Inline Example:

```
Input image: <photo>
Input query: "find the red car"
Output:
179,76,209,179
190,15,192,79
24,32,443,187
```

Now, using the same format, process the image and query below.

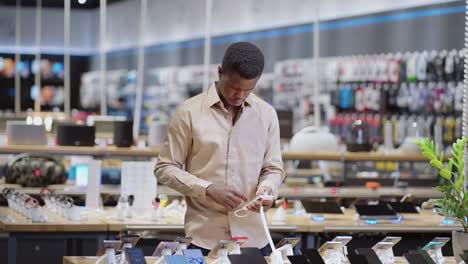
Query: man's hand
206,184,247,211
246,186,274,213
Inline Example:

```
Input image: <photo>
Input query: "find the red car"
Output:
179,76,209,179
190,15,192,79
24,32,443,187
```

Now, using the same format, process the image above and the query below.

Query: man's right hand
206,184,247,211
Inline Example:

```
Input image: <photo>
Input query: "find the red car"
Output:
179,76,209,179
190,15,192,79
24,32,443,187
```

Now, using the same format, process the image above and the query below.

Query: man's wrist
205,183,214,197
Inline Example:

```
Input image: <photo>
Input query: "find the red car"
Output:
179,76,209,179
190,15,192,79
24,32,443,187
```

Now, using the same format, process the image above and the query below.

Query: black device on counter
124,248,147,264
355,248,383,264
404,250,436,264
301,248,325,264
56,123,95,146
302,201,343,214
387,202,419,213
354,204,397,219
288,255,310,264
347,252,370,264
227,248,267,264
113,120,133,147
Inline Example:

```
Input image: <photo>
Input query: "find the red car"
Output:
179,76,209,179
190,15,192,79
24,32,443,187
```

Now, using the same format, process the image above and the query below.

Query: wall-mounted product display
0,55,68,111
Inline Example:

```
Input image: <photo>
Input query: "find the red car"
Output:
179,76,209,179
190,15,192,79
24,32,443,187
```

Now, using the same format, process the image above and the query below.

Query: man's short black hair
221,42,264,79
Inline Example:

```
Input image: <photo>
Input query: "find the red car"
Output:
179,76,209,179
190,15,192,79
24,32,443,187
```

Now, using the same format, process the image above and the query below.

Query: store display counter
0,184,443,199
0,144,434,161
0,145,160,158
1,206,463,264
63,255,458,264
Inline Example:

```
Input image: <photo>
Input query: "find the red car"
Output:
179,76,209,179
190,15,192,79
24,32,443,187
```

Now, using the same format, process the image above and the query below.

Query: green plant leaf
455,174,465,192
430,159,444,170
439,169,452,180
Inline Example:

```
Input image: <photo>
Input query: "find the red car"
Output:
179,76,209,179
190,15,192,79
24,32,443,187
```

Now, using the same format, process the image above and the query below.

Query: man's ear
218,66,223,79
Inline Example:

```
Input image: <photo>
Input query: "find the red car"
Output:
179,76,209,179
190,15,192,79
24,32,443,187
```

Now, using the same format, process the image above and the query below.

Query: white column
99,0,107,115
34,0,42,112
14,0,21,113
133,0,147,141
313,3,320,128
64,0,71,118
463,0,468,190
202,0,213,92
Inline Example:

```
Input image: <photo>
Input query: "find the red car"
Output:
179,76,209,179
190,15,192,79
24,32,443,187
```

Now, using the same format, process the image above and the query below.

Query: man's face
218,66,259,107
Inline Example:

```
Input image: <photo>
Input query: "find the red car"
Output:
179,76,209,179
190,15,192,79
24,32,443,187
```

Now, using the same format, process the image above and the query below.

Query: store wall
91,0,464,72
0,6,95,54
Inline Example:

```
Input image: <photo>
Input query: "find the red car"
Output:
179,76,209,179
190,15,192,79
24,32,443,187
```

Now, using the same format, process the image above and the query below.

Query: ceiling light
78,0,87,4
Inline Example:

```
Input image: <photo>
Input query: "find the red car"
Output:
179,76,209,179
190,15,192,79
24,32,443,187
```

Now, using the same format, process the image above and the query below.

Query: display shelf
0,184,443,199
0,145,435,161
1,207,462,234
0,145,160,157
62,256,458,264
0,207,107,232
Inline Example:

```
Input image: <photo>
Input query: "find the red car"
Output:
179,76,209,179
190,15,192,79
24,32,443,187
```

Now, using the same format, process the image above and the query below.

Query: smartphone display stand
320,242,344,264
276,243,294,263
174,242,188,255
96,248,117,264
426,247,445,263
373,242,396,264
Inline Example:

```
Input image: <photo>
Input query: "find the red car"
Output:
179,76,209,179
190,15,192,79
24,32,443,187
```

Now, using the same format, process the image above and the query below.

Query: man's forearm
154,164,212,199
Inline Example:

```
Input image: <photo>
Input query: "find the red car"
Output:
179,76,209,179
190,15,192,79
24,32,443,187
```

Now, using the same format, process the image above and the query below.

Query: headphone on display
3,153,67,187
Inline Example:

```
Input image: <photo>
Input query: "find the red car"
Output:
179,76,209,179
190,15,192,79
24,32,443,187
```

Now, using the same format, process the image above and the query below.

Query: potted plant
417,137,468,262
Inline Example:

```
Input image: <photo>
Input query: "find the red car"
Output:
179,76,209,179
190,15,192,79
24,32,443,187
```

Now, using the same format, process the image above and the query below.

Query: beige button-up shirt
154,83,284,249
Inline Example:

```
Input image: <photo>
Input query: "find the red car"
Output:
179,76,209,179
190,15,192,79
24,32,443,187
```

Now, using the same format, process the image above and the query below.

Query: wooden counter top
0,184,443,199
0,207,108,232
0,206,463,234
63,256,457,264
309,209,463,233
0,145,160,157
0,145,433,161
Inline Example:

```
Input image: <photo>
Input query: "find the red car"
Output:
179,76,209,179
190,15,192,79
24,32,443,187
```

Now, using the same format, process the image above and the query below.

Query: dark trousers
188,243,272,256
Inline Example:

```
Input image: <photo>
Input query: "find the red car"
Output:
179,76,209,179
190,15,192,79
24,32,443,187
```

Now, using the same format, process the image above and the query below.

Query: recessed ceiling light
78,0,87,4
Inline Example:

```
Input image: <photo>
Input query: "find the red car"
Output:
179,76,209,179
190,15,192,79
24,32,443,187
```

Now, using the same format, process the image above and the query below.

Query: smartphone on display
276,237,301,249
152,241,179,256
96,240,123,256
318,241,343,257
372,242,394,251
332,236,352,246
208,240,237,258
380,236,402,245
421,237,450,251
175,236,193,246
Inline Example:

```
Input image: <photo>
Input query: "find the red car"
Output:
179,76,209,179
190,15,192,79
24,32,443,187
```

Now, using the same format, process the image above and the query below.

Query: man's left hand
246,186,274,213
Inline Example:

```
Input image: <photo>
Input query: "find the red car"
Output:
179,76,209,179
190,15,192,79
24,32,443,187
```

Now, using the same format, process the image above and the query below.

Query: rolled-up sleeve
257,108,285,197
154,107,212,199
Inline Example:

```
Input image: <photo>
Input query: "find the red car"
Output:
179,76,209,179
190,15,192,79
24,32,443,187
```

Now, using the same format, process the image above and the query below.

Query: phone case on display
454,51,464,81
388,59,400,83
340,85,354,110
355,86,365,112
455,117,462,139
444,50,455,81
416,52,428,81
408,83,420,113
406,54,418,82
443,117,455,145
434,53,446,81
454,82,463,112
396,83,409,112
399,58,407,82
432,84,445,114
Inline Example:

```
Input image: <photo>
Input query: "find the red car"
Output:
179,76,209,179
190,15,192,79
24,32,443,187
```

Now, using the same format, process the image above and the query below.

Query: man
154,42,284,256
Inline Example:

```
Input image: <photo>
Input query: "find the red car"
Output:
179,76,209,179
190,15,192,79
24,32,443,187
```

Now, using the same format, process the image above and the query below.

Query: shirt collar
206,82,253,108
